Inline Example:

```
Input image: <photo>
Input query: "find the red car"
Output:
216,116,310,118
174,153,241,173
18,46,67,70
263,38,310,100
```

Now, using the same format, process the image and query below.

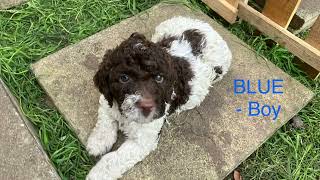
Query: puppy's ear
168,56,193,114
93,50,114,107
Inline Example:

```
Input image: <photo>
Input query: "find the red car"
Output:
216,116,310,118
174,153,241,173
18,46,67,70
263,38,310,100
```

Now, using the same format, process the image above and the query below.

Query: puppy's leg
87,95,118,157
86,118,164,180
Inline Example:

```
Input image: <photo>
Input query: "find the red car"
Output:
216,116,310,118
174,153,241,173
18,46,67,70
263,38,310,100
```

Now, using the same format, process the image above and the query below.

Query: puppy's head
94,32,176,123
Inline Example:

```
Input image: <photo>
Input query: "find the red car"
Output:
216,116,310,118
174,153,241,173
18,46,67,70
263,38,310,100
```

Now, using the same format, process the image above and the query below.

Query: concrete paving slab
0,0,26,9
31,3,314,179
290,0,320,33
0,80,60,180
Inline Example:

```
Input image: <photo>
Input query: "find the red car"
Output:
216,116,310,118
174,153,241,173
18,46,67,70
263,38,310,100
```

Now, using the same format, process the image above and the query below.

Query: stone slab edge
0,79,60,179
0,0,27,9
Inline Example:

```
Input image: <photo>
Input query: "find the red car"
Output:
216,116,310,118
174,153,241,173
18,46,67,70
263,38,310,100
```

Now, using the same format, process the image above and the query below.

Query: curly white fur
86,16,232,180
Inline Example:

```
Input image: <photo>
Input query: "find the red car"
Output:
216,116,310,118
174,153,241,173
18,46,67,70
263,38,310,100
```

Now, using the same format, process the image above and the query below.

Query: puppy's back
152,16,232,112
152,16,232,79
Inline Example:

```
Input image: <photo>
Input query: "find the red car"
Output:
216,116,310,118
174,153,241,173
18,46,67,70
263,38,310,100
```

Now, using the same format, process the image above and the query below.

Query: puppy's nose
136,98,155,117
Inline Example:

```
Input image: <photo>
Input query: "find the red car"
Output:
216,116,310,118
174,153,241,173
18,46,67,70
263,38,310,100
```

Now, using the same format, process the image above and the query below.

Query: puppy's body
86,17,232,180
152,17,231,112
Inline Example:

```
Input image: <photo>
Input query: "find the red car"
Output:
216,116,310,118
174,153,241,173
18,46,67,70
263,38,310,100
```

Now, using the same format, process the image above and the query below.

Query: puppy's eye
119,74,130,83
154,74,164,83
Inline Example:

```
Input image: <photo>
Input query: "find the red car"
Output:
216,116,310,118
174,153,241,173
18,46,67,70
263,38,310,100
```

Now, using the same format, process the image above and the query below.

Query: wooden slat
262,0,301,28
242,0,248,4
238,1,320,71
226,0,239,7
202,0,238,23
294,17,320,79
306,17,320,50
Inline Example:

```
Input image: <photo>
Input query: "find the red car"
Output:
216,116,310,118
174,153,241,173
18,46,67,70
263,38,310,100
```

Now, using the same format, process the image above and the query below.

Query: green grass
0,0,319,179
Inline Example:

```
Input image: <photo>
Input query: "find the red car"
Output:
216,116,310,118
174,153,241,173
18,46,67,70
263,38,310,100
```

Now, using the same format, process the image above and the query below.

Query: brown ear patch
169,56,194,114
93,50,114,107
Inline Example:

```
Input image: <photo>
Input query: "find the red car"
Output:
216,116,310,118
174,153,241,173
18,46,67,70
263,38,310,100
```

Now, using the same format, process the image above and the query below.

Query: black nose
136,98,155,117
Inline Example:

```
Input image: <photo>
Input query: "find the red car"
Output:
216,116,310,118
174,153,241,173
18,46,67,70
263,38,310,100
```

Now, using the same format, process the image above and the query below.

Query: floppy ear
93,50,114,107
168,56,194,114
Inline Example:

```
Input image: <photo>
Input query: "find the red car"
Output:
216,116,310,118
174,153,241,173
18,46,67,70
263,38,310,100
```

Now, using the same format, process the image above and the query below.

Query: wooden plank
242,0,248,4
238,1,320,72
262,0,302,28
202,0,238,23
238,0,248,23
306,17,320,50
294,17,320,79
226,0,239,7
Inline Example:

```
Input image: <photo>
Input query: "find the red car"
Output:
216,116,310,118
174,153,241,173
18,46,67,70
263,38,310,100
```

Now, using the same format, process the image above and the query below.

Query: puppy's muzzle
136,98,155,117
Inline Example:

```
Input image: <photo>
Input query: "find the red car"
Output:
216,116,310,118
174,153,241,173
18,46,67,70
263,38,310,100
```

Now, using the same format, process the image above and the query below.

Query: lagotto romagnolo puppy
86,16,232,180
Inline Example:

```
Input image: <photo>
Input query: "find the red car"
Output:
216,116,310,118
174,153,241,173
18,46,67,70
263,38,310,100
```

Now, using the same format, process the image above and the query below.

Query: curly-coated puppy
86,16,232,180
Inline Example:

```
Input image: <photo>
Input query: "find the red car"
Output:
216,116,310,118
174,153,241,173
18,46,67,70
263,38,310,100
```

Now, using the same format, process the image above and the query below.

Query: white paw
86,166,116,180
86,133,116,157
86,152,121,180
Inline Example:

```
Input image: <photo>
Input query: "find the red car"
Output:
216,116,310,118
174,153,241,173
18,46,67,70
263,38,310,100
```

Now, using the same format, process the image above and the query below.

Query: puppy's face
94,33,176,123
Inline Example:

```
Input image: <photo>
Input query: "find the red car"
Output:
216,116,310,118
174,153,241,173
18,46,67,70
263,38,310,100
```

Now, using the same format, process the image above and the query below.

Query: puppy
86,16,232,180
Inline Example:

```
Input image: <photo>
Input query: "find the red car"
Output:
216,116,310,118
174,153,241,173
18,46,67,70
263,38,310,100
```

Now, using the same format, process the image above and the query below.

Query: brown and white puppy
93,32,192,124
86,16,232,180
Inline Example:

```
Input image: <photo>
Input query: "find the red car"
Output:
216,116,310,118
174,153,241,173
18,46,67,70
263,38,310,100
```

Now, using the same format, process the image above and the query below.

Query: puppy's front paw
86,166,115,180
86,152,121,180
86,133,116,157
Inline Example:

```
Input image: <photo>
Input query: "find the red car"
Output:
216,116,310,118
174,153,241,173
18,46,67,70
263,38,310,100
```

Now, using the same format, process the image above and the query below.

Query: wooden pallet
202,0,320,79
